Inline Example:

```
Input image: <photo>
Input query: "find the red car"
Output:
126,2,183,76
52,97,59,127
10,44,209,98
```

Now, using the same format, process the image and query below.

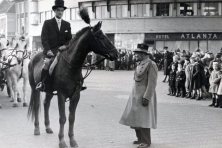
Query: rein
82,57,105,80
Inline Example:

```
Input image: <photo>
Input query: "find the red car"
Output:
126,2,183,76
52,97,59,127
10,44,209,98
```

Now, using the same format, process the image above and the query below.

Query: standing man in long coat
120,43,158,148
36,0,72,91
163,46,173,82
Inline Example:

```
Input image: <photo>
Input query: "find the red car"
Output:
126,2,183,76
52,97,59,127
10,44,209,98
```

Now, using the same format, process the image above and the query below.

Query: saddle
34,53,61,93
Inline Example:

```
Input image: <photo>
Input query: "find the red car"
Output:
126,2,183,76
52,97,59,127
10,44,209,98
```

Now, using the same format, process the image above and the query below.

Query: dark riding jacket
41,17,72,56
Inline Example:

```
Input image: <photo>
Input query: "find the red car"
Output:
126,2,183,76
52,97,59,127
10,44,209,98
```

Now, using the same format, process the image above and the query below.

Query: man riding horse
36,0,72,91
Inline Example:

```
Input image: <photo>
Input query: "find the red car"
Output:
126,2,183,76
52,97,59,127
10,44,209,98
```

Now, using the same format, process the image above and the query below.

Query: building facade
0,0,16,39
12,0,222,53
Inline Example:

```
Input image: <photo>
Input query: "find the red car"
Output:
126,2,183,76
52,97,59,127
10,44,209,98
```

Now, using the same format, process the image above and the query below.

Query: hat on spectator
134,43,149,55
195,49,200,52
215,53,221,58
163,46,168,50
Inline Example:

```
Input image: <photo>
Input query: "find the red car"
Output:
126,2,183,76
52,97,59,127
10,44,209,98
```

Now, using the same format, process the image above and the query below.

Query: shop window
156,3,169,16
101,6,109,19
202,3,219,16
111,5,117,18
96,6,102,19
179,3,194,16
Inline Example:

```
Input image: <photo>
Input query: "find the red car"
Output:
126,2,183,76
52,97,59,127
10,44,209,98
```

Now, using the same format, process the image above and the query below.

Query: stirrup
36,82,45,91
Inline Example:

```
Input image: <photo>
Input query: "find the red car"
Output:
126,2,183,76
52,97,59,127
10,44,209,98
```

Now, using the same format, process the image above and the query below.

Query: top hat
134,43,149,54
52,0,67,10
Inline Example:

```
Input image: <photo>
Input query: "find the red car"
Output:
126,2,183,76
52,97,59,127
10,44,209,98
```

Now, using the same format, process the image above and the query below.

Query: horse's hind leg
11,75,19,107
22,77,28,107
69,92,80,148
57,92,68,148
44,93,53,134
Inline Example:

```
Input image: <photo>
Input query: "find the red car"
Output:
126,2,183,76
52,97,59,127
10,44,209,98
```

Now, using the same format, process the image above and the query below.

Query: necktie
57,20,61,31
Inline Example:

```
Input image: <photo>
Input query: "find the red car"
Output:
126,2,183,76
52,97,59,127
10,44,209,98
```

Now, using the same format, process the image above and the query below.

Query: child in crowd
168,64,177,96
175,63,186,97
209,62,220,107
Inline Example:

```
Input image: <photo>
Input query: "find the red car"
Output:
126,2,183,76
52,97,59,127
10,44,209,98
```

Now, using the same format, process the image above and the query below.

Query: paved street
0,70,222,148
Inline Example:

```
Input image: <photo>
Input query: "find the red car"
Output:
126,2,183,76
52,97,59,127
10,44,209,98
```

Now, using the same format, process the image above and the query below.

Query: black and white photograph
0,0,222,148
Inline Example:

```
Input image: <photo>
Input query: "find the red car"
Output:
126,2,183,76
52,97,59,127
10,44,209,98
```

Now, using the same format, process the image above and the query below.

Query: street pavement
0,70,222,148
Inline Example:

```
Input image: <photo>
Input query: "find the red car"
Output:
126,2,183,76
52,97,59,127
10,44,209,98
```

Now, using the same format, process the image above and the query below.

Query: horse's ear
93,21,102,32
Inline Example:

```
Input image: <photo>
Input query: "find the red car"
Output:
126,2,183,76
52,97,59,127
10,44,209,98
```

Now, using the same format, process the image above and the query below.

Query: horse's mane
72,26,90,42
63,26,91,64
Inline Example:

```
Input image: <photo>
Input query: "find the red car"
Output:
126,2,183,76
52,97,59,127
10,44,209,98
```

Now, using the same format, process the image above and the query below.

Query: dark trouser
135,128,151,144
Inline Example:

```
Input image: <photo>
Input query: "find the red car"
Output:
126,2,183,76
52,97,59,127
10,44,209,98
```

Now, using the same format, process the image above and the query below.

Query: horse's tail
27,60,41,121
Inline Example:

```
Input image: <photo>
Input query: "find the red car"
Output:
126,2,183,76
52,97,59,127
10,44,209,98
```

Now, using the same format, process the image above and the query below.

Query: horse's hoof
34,128,40,136
59,140,68,148
46,128,53,134
23,103,28,107
70,139,78,148
10,99,14,102
17,98,22,102
12,103,18,107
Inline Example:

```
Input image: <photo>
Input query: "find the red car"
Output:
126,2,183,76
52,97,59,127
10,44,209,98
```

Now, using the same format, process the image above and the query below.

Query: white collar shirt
55,17,62,30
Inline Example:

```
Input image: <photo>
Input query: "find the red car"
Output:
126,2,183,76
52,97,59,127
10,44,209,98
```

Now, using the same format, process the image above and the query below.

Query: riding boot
36,69,48,91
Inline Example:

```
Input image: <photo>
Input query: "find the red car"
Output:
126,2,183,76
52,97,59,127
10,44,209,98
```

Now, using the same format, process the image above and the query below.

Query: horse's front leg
44,93,53,134
69,92,80,148
57,92,68,148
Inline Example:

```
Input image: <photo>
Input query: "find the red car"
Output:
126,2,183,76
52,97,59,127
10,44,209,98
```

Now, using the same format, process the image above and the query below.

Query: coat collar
138,58,150,65
52,17,64,33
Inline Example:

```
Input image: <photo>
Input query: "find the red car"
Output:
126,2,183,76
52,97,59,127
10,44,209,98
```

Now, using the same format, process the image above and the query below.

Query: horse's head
89,22,118,61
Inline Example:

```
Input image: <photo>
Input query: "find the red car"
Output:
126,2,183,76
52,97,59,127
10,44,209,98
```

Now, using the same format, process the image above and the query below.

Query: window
117,5,128,18
202,3,219,16
76,8,80,20
101,6,109,18
122,5,128,17
131,4,138,17
46,11,51,20
96,6,102,19
64,9,71,20
71,8,76,20
40,12,45,23
111,5,116,18
117,5,122,18
143,4,150,17
87,7,95,19
179,3,194,16
156,3,169,16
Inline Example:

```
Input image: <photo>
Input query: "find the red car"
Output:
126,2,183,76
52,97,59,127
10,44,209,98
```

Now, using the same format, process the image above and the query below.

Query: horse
27,21,118,148
0,40,29,107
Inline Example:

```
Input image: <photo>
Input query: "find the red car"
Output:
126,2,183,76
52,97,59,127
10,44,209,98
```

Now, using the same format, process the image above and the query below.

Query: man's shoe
36,82,45,91
137,143,150,148
133,141,141,144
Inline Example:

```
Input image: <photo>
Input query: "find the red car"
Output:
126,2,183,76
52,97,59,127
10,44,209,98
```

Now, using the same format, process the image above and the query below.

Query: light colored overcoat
119,58,158,129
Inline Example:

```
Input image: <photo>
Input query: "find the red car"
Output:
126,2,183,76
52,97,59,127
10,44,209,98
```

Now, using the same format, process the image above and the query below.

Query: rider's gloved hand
142,98,149,107
47,50,54,57
58,45,67,51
